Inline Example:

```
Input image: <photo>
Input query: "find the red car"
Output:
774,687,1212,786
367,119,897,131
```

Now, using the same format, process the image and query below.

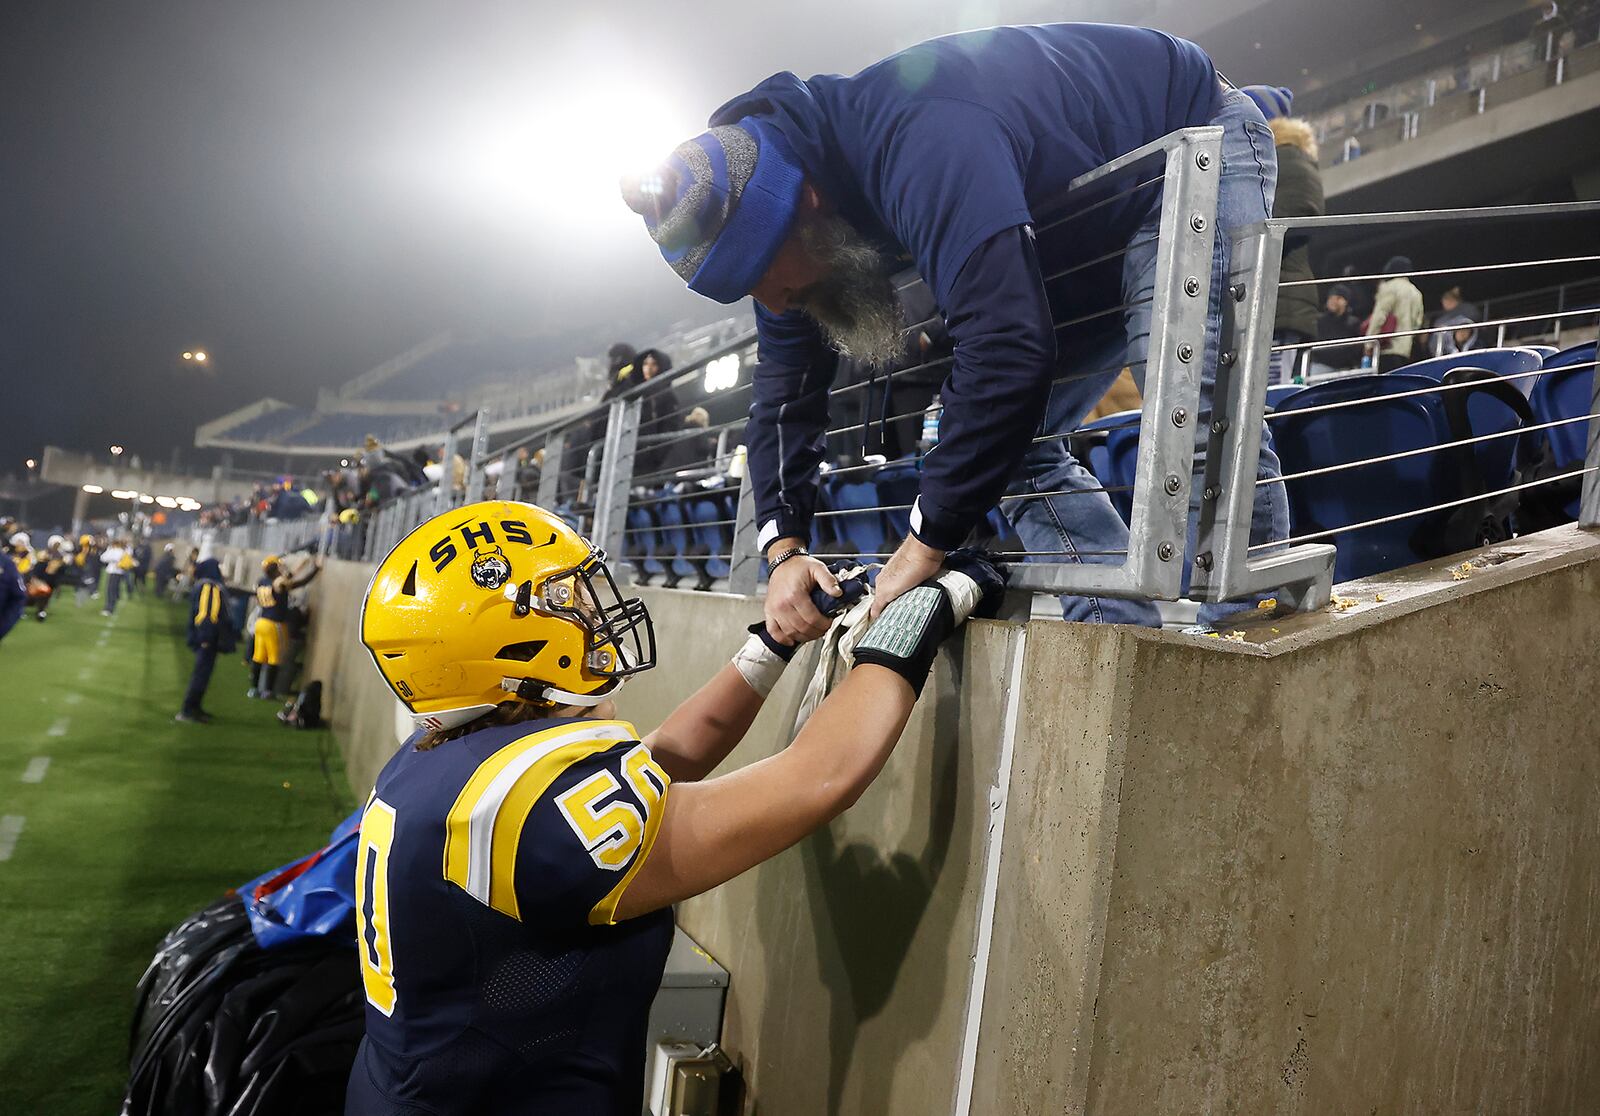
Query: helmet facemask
504,546,656,684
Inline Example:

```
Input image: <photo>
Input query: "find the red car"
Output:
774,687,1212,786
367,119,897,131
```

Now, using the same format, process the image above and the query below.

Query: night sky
0,0,1501,479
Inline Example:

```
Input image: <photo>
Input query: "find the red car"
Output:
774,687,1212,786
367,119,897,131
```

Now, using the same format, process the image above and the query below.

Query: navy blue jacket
716,23,1219,550
187,559,237,653
0,550,24,642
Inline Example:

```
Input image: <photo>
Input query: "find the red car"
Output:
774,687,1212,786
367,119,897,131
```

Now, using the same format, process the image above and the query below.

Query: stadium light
182,351,193,360
82,484,104,494
139,494,155,504
155,496,178,508
193,350,208,363
25,458,35,469
111,489,137,500
703,353,741,393
110,444,124,456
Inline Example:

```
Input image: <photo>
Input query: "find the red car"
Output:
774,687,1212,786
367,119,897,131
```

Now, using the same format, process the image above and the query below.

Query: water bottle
919,394,943,455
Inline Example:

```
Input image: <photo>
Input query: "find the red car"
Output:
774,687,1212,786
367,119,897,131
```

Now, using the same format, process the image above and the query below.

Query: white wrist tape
931,568,983,625
732,633,788,698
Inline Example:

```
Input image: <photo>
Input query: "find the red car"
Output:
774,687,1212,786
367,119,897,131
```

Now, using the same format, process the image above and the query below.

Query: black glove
851,549,1008,696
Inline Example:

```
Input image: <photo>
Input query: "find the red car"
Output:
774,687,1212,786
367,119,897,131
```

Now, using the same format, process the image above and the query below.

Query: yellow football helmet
361,500,656,733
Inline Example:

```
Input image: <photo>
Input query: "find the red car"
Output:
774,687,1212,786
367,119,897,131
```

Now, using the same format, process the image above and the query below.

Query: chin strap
500,676,619,707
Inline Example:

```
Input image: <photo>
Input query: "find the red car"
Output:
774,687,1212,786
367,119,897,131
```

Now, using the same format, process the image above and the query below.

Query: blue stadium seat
826,476,890,558
1272,374,1469,582
874,458,921,540
1529,346,1560,361
653,492,697,587
687,489,736,580
1265,384,1304,410
625,503,663,582
1400,347,1544,394
1528,341,1597,522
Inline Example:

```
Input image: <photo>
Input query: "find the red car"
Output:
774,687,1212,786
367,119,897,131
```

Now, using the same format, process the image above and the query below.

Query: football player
73,533,101,605
249,554,322,700
346,500,1001,1114
25,535,68,621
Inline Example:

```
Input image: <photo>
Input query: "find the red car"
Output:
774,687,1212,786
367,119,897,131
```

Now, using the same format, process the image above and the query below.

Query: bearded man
623,23,1289,637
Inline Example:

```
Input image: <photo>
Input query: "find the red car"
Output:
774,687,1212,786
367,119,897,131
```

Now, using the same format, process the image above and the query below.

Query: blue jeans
1006,87,1290,626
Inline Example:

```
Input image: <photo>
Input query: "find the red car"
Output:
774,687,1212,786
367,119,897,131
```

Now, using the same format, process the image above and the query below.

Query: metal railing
193,139,1600,620
1308,9,1600,168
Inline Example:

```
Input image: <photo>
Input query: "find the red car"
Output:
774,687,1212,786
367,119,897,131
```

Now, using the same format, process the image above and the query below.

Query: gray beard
795,215,905,368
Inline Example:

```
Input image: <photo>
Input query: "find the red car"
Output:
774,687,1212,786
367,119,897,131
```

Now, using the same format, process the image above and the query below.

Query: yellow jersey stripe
209,584,221,623
589,745,671,926
441,720,640,918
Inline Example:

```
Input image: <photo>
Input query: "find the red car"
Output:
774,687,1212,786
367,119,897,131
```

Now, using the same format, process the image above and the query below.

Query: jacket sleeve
744,304,840,550
1365,282,1397,339
910,223,1056,550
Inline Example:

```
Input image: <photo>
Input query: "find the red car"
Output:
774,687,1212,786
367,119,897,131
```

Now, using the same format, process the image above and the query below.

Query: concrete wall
218,524,1600,1115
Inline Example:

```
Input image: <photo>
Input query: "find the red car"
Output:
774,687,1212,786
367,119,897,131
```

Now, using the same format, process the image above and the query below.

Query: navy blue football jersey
345,716,675,1116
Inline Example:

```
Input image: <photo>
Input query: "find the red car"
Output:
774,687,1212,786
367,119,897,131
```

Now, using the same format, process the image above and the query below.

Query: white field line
46,719,69,738
0,816,24,861
21,757,50,784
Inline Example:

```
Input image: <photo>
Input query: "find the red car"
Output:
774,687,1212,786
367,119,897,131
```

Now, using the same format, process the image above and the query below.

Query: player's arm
615,555,1002,920
642,621,805,783
285,558,322,589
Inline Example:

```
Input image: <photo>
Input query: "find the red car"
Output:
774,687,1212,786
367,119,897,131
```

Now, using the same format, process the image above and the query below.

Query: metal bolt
1195,552,1214,571
1158,542,1175,562
1230,283,1247,302
1170,407,1188,427
1163,473,1182,496
1211,418,1229,434
1184,276,1201,297
1177,342,1195,362
1191,214,1207,233
1195,150,1212,170
1219,350,1237,368
1203,485,1220,501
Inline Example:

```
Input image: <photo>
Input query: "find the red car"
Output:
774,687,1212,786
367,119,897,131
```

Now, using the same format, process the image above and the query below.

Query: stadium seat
826,476,890,558
874,458,922,540
1525,341,1597,524
1400,347,1544,395
1271,373,1524,582
1529,345,1560,361
1265,384,1304,410
625,503,663,582
652,493,697,588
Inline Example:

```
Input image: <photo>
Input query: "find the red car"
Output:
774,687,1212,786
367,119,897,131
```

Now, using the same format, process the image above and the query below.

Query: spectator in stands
624,23,1289,631
1243,87,1325,385
0,536,24,644
1427,285,1483,357
605,342,638,394
512,446,542,498
1365,257,1425,372
176,557,235,724
269,478,312,520
633,348,714,477
1311,284,1365,375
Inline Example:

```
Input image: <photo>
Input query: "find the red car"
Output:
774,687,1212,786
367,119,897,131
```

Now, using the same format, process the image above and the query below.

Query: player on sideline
25,535,69,622
345,501,1001,1115
176,557,235,724
248,554,321,701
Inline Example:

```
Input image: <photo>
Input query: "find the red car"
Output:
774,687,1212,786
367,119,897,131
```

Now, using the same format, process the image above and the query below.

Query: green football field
0,587,355,1115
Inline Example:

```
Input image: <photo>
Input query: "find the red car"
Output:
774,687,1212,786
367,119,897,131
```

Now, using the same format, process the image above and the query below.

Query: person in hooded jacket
177,557,238,724
0,544,24,644
622,23,1290,633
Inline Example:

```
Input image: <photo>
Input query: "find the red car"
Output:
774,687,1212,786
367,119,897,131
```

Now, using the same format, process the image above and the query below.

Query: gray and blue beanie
621,117,805,304
1241,84,1294,120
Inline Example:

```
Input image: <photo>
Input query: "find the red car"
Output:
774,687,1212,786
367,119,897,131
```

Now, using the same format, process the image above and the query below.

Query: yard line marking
46,719,69,738
77,668,93,682
21,758,50,784
64,693,82,706
0,816,24,861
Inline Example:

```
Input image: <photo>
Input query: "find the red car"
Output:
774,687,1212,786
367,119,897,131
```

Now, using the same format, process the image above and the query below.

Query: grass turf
0,586,355,1114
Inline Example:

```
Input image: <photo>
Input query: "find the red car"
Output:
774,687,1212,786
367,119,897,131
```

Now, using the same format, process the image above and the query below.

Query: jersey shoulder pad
440,719,670,928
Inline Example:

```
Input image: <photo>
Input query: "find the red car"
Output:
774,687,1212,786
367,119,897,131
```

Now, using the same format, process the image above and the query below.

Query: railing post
592,397,641,569
436,425,459,517
536,431,564,509
463,408,491,504
1189,224,1335,612
1118,125,1221,601
728,464,760,596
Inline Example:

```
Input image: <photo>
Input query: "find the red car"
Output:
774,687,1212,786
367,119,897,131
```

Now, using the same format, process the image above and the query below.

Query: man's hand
764,541,841,644
869,535,946,619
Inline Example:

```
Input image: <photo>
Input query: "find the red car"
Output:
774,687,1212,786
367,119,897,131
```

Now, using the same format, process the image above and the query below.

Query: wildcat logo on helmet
469,546,513,590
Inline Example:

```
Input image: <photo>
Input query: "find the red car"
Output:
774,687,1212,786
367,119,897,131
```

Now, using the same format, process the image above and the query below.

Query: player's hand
764,551,840,645
869,535,946,619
